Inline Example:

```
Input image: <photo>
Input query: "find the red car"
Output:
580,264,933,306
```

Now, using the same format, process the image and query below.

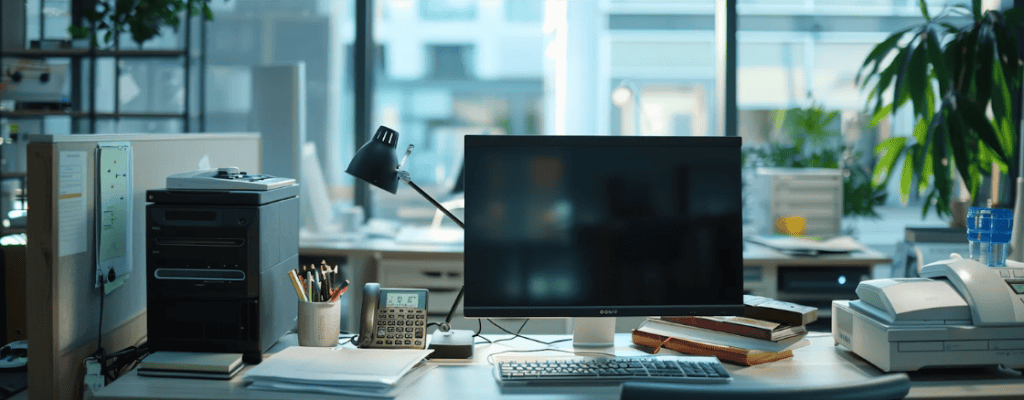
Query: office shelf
2,49,187,58
0,4,205,134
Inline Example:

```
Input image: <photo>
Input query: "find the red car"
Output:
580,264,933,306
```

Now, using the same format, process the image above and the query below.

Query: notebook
137,352,244,380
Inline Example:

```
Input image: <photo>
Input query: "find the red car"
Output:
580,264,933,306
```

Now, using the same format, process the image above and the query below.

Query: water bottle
966,207,1013,267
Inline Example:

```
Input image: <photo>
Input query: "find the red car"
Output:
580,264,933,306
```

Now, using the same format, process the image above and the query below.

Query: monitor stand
572,318,615,348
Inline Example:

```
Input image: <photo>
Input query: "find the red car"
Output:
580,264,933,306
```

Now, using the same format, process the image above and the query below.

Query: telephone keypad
373,307,428,349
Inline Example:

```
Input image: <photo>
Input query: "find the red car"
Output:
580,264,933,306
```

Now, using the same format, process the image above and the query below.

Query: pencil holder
297,300,341,347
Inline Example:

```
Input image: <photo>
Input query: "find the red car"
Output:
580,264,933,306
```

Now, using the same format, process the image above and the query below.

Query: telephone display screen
386,292,421,308
1008,281,1024,295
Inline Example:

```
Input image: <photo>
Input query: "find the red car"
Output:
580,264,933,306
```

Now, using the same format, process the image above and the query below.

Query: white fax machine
832,256,1024,372
166,167,295,191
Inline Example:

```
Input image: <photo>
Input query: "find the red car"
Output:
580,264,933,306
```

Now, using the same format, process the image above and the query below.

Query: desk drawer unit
752,168,842,237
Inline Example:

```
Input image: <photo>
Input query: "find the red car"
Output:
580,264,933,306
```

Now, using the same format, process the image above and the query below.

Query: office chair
620,372,911,400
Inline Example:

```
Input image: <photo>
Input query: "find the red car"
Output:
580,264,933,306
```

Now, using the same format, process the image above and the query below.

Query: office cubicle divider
26,133,261,400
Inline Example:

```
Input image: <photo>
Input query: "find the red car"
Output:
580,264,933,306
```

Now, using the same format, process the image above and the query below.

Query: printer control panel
166,168,296,191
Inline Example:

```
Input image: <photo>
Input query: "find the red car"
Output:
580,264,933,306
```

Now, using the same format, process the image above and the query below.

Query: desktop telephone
358,283,429,349
833,256,1024,372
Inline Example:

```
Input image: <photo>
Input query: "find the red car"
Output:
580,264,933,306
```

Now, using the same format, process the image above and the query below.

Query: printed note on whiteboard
96,143,133,292
58,151,88,257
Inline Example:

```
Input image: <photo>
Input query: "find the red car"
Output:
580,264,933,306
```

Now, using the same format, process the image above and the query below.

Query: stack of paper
244,347,433,398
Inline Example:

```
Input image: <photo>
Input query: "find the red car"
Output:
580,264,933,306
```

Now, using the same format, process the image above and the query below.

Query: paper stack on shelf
244,347,433,398
632,297,818,366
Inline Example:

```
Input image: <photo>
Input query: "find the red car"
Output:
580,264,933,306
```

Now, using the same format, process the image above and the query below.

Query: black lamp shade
346,126,401,194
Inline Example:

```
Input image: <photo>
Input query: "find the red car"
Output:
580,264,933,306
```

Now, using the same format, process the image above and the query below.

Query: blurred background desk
300,236,463,333
742,241,891,324
301,236,891,333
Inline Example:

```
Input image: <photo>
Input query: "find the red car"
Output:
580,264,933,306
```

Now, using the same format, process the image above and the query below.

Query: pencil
287,270,306,301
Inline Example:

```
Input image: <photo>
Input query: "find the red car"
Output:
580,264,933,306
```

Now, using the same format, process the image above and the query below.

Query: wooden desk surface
92,333,1022,400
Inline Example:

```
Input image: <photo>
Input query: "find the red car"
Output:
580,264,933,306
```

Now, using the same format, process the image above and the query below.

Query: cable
472,319,491,344
486,319,571,346
490,319,530,344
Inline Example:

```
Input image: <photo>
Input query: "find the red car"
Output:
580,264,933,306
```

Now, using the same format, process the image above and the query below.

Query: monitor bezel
462,135,745,319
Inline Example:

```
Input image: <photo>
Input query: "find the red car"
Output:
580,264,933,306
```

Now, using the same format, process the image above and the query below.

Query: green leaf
919,144,934,196
869,104,893,127
1005,7,1024,27
925,26,950,96
68,25,90,39
912,118,929,143
930,110,952,211
873,137,908,187
992,16,1021,89
893,39,919,111
919,100,947,168
907,39,929,118
972,24,995,109
203,3,215,21
900,146,915,204
919,0,931,21
947,110,979,201
959,99,1007,163
858,28,912,84
973,0,982,21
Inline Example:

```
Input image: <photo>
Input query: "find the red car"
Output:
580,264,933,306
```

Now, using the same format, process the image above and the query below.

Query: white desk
92,333,1023,400
300,237,892,330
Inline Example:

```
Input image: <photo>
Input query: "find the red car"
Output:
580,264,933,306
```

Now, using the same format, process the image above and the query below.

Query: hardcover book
631,329,794,366
662,316,807,342
742,295,818,327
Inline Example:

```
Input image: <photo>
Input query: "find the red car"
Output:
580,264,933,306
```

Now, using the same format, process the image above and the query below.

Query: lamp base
1011,178,1024,262
427,330,474,359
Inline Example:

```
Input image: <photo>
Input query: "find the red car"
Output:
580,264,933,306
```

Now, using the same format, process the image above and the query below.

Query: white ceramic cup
297,300,341,347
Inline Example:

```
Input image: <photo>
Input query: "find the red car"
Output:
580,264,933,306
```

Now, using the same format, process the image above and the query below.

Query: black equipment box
146,184,299,364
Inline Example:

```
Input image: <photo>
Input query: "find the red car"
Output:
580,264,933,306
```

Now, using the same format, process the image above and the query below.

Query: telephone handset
358,282,429,349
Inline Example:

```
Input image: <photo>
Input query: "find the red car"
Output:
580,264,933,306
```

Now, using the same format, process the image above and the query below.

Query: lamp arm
397,170,465,229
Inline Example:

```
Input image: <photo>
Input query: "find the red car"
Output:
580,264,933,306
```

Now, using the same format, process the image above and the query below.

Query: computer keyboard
494,355,732,384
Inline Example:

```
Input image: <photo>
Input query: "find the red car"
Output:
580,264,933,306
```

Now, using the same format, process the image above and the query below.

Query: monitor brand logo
599,310,617,315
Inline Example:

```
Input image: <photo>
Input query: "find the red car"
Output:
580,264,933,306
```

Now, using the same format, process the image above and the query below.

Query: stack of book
632,295,818,366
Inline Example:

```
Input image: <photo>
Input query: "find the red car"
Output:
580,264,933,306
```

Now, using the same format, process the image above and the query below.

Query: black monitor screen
463,135,744,318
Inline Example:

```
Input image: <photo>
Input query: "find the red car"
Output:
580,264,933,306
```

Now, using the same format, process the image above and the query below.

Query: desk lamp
346,125,473,359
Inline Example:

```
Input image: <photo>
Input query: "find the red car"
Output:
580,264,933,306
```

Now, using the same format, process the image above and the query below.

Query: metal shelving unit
0,1,206,134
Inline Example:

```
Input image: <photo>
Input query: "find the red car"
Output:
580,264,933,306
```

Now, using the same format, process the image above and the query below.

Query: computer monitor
463,135,744,347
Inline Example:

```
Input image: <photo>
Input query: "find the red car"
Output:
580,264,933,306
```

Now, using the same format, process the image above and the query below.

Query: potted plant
68,0,217,48
742,103,887,219
861,0,1022,219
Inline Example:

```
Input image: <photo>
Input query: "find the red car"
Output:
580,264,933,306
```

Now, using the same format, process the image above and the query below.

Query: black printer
146,168,298,364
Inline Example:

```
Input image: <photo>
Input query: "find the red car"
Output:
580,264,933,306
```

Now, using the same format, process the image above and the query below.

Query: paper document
747,235,864,255
245,347,433,398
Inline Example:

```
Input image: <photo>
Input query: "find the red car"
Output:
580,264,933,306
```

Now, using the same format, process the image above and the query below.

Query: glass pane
369,0,719,225
736,0,965,232
117,59,185,114
204,0,355,214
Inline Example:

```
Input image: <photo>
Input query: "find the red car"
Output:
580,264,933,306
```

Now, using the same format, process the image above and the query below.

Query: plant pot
949,200,970,229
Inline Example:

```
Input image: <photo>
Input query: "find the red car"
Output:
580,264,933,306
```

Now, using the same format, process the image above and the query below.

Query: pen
306,271,313,302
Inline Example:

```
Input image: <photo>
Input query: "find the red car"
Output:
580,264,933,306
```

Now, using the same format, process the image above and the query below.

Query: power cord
482,319,572,346
489,319,530,344
472,319,491,345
